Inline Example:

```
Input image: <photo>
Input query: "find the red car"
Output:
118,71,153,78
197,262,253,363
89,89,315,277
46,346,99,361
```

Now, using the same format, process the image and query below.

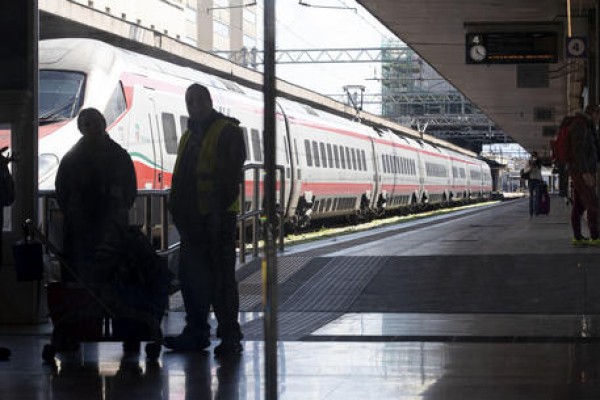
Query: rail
38,189,172,252
238,163,286,263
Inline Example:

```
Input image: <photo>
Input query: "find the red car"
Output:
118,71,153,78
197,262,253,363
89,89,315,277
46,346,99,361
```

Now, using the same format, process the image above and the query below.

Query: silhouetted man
165,84,246,356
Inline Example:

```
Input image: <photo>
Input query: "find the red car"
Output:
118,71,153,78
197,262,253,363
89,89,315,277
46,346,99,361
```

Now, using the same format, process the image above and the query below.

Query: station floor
3,196,600,399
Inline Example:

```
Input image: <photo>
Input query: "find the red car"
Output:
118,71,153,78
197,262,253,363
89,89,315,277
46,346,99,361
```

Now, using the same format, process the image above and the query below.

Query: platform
2,197,600,399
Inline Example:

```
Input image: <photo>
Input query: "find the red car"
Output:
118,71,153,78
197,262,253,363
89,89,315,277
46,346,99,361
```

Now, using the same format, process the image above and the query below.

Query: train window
326,198,332,211
345,148,351,169
251,129,263,162
319,142,327,168
242,127,251,159
39,70,85,122
340,146,346,169
294,139,299,164
161,113,178,154
326,144,333,168
357,150,363,171
180,116,189,134
312,141,320,167
104,82,127,127
333,145,340,169
304,140,312,167
283,135,290,164
351,148,357,170
361,150,367,171
381,155,386,173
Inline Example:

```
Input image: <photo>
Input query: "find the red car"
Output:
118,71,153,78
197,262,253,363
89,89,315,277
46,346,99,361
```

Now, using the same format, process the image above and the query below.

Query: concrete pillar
0,0,41,324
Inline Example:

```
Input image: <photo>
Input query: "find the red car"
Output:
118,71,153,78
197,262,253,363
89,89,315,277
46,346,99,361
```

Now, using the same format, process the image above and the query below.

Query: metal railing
39,164,286,265
238,163,286,263
38,189,172,252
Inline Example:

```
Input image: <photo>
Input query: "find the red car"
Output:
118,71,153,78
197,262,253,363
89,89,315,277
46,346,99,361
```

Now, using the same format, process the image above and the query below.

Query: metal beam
214,46,411,65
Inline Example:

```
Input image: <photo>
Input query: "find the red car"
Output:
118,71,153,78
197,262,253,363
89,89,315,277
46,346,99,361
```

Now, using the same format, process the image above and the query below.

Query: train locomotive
24,38,492,230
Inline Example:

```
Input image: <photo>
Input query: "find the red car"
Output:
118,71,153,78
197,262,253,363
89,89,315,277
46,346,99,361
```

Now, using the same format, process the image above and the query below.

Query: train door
130,86,162,189
369,136,380,209
148,96,165,189
416,148,426,203
276,103,296,216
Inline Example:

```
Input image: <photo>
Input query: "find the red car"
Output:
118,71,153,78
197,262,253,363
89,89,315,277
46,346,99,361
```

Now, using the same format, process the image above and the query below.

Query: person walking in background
523,151,543,218
568,104,600,245
165,83,246,356
0,147,14,361
55,108,137,285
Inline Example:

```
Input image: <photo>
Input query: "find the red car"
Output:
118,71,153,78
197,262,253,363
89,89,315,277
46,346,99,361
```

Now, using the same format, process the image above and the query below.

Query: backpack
551,115,583,164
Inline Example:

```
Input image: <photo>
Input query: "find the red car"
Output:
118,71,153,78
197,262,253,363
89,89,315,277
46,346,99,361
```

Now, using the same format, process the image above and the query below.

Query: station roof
357,0,597,156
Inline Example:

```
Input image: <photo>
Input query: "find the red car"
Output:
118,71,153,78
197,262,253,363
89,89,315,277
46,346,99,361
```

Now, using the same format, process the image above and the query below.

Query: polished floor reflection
2,316,600,399
3,199,600,398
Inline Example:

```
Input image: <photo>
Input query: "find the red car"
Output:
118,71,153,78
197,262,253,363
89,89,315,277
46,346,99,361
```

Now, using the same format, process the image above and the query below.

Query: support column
0,0,40,324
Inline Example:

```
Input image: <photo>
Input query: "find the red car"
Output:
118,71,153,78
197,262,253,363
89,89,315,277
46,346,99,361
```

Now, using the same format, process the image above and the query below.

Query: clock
566,37,586,58
469,44,487,62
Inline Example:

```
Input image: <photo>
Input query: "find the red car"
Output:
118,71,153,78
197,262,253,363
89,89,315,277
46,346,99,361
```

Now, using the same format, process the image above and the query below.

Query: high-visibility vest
174,118,240,214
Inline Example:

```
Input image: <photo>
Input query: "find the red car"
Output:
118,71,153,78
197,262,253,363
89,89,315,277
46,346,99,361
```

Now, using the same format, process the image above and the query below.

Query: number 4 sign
566,37,587,58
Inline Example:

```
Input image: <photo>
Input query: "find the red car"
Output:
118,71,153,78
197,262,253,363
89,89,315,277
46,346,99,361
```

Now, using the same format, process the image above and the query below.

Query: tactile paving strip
280,256,388,312
240,256,387,339
239,256,313,311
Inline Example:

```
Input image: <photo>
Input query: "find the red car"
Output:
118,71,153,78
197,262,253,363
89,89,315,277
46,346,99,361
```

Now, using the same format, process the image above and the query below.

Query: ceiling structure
357,0,596,156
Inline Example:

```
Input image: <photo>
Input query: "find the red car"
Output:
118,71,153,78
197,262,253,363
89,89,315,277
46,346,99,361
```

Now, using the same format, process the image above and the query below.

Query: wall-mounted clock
469,44,487,62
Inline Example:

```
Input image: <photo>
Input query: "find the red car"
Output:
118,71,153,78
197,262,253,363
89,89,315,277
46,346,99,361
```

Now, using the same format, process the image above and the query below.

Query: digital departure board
466,32,558,64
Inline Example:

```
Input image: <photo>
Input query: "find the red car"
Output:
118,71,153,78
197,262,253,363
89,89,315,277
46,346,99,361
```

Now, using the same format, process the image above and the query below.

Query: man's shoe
214,340,243,357
572,236,590,245
163,334,210,352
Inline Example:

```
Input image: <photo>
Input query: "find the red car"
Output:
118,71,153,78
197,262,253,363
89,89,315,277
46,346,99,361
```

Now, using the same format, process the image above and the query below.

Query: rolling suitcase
536,183,550,215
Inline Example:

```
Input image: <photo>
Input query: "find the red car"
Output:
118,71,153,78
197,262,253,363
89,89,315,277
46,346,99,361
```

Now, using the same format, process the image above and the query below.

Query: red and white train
22,38,491,229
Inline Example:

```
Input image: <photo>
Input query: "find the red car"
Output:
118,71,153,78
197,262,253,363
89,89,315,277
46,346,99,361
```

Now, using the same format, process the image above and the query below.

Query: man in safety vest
165,83,246,356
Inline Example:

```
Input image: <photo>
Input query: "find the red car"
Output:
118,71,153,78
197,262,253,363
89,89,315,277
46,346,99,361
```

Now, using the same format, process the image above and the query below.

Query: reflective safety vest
174,118,241,214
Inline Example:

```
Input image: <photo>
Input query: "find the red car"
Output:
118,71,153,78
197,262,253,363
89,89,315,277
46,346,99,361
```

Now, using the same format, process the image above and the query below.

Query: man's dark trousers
178,212,242,342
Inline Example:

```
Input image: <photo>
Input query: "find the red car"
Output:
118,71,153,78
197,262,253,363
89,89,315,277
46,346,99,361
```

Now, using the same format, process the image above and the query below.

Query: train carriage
33,37,492,231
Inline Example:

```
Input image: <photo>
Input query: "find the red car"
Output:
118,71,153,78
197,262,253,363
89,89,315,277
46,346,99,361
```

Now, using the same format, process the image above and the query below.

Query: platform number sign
467,34,487,64
566,37,587,58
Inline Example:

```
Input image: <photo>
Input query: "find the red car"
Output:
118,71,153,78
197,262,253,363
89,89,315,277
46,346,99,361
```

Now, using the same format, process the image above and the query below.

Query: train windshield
39,70,85,123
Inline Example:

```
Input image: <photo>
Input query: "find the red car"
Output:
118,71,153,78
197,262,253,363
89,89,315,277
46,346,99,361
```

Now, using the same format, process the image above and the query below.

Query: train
27,38,491,230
